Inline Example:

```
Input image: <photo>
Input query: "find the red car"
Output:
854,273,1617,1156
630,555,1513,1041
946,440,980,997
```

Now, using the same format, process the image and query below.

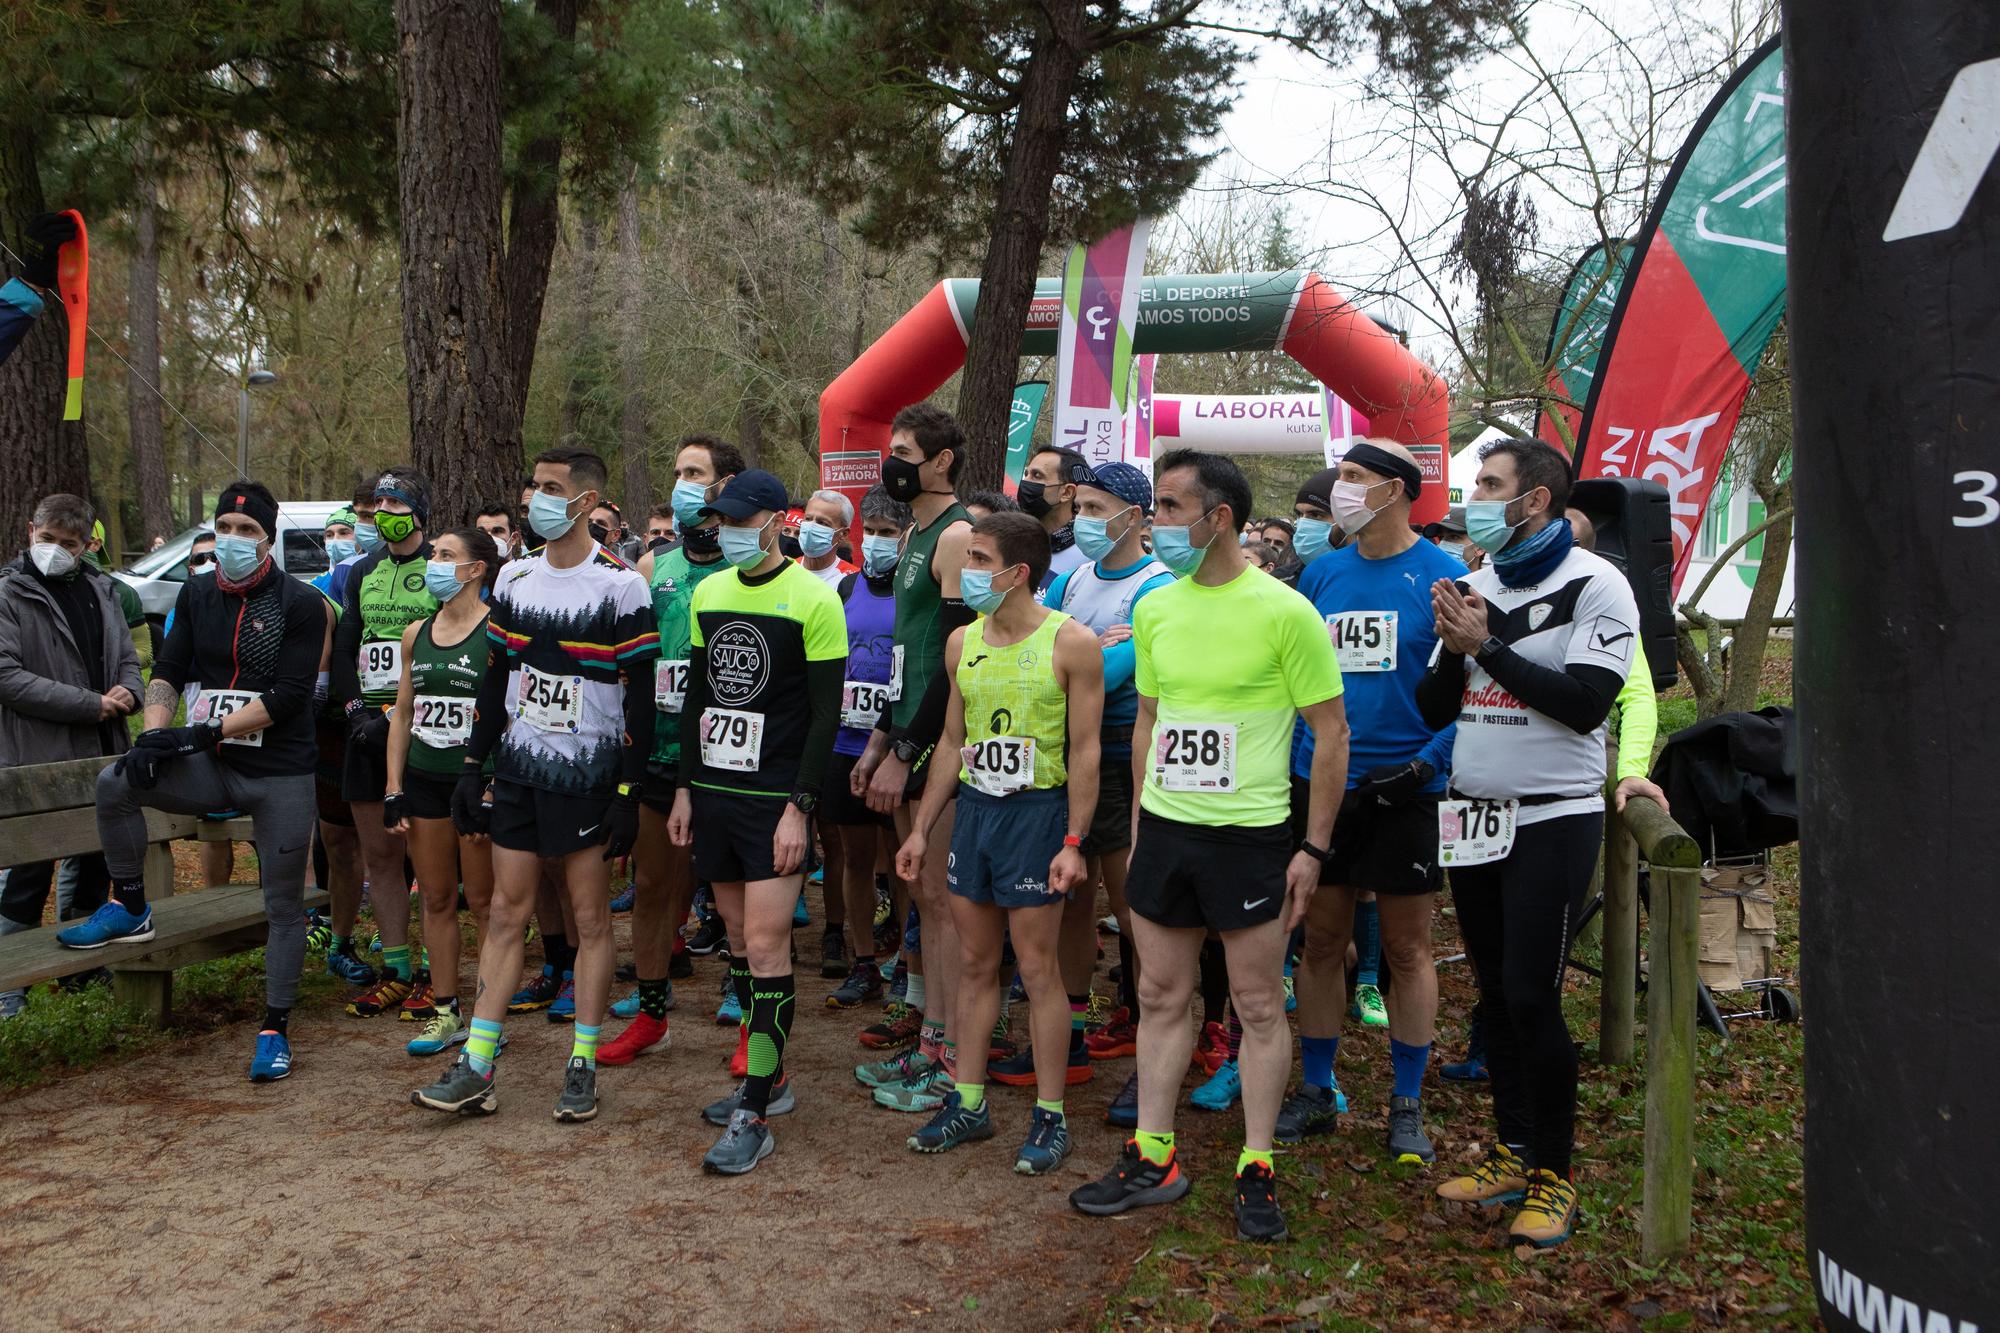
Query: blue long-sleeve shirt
0,278,43,369
1291,538,1465,789
1044,555,1175,758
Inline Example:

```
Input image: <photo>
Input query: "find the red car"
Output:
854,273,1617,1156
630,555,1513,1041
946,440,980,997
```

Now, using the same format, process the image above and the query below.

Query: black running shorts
820,751,891,829
1125,810,1292,933
690,785,790,884
1082,759,1135,857
1288,777,1442,896
490,778,612,858
403,768,457,822
640,763,678,817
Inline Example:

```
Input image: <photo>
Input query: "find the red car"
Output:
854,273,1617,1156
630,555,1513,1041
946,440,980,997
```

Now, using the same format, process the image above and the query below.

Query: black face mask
779,534,803,559
881,454,925,503
681,524,722,558
1016,479,1053,519
589,521,610,546
647,535,674,554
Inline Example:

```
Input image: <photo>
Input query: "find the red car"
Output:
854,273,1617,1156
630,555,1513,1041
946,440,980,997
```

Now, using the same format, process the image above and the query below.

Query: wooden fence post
1599,817,1639,1065
1641,862,1702,1262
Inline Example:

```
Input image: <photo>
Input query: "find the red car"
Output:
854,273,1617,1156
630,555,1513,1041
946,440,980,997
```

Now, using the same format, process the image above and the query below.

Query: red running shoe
1085,1006,1137,1060
597,1014,671,1066
1194,1020,1229,1075
729,1024,749,1078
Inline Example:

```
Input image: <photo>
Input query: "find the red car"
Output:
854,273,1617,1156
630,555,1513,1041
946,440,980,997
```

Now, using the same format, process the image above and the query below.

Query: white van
113,500,349,626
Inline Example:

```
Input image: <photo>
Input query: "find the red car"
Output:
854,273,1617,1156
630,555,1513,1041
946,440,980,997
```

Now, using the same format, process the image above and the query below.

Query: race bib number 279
1153,723,1235,792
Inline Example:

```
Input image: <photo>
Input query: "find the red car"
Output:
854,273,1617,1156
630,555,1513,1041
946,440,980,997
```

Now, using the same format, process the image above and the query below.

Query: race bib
1330,610,1397,673
1153,722,1236,793
1438,798,1518,866
653,659,689,713
514,664,584,734
700,707,764,772
191,688,263,747
841,679,890,731
888,645,905,702
359,639,403,693
961,736,1035,797
411,695,473,750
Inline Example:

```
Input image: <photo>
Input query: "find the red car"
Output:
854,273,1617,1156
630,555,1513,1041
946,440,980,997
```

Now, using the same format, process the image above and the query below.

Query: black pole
1788,5,1999,1330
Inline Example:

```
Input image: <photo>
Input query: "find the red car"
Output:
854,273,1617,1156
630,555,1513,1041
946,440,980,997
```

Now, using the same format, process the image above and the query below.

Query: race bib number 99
700,707,765,772
1329,610,1397,673
1438,798,1518,865
359,640,403,693
654,659,689,713
1154,723,1235,792
961,736,1035,797
192,688,262,747
411,695,473,750
515,664,584,734
841,679,890,731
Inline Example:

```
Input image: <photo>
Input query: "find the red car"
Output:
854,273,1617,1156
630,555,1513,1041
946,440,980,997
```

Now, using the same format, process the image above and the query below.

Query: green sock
572,1023,600,1068
466,1017,502,1075
956,1082,985,1111
1135,1130,1175,1166
1035,1098,1065,1123
1237,1147,1274,1175
329,934,349,958
383,944,412,982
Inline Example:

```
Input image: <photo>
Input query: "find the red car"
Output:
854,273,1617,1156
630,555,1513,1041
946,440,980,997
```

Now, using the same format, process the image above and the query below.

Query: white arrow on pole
1883,57,2000,242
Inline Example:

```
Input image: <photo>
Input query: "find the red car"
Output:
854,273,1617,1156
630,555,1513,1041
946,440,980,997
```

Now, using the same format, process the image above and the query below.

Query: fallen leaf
1628,1298,1663,1319
1346,1157,1375,1174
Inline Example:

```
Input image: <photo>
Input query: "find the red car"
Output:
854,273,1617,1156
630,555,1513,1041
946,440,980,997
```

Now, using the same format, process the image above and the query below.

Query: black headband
1342,442,1423,503
215,483,278,540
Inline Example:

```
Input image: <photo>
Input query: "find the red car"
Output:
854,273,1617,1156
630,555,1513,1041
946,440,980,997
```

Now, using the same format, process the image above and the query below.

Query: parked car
112,500,347,627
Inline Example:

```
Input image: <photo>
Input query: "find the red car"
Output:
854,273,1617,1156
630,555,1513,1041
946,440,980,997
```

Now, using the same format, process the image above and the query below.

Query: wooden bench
0,756,325,1021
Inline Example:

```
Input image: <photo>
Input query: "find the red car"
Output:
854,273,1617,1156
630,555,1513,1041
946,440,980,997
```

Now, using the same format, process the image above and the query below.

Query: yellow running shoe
1435,1143,1529,1205
1507,1169,1579,1247
345,975,414,1018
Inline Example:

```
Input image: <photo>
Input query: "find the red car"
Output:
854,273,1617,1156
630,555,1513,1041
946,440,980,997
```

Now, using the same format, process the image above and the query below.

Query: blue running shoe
1106,1072,1138,1128
1284,963,1297,1015
1191,1057,1242,1111
546,972,576,1023
907,1090,994,1152
1014,1106,1073,1175
250,1030,293,1082
610,884,636,914
55,902,154,949
793,893,810,927
717,989,743,1025
326,941,377,985
612,988,642,1019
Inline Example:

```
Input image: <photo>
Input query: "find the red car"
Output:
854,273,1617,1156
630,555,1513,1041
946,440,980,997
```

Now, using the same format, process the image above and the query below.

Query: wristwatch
1475,634,1506,662
1062,833,1084,849
891,737,922,765
789,790,818,815
1299,839,1333,865
615,781,637,800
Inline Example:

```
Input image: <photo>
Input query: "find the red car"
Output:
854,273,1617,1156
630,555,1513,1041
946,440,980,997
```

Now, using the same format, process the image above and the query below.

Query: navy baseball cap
700,469,791,521
1078,461,1154,513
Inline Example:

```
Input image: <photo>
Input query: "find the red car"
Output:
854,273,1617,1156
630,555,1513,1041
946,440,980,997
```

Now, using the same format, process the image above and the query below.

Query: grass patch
0,984,161,1090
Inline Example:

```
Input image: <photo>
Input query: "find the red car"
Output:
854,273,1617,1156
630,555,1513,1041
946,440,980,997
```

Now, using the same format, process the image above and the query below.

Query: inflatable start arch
818,270,1450,532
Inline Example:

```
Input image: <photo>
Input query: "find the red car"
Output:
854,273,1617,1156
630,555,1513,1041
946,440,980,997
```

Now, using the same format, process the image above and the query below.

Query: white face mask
29,541,77,577
1331,478,1394,536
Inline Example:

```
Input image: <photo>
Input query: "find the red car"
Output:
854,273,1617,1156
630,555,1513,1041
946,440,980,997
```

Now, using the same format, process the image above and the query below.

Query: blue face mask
1073,508,1135,563
355,521,381,553
527,490,582,542
214,534,263,581
1440,540,1466,564
798,522,836,558
1292,516,1335,563
325,537,357,564
1151,510,1217,577
1464,497,1524,554
719,518,773,570
861,534,901,576
671,479,712,527
958,566,1019,615
424,558,471,602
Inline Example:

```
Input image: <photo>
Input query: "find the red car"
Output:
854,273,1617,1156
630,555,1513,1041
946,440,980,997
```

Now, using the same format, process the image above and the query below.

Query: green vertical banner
1577,35,1786,593
1535,239,1629,452
1004,380,1049,486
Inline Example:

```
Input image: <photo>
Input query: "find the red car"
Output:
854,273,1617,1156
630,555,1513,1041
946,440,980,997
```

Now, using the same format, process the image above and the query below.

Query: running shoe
326,941,377,986
547,973,576,1023
702,1074,795,1125
0,990,23,1020
1007,972,1028,1005
597,1013,671,1066
826,961,883,1009
1441,1019,1489,1082
1083,992,1115,1028
907,1090,994,1153
609,883,636,913
249,1030,292,1082
792,893,810,927
54,902,154,949
820,928,848,979
688,913,729,955
406,1007,467,1057
884,956,906,999
986,1032,1020,1066
874,917,897,960
1507,1169,1579,1247
508,965,560,1013
1106,1072,1138,1129
1386,1094,1436,1164
1273,1083,1343,1143
873,1056,951,1113
1284,968,1296,1014
1014,1107,1072,1175
873,877,892,927
1234,1161,1289,1242
345,974,413,1018
1191,1057,1241,1111
412,1055,496,1115
554,1056,598,1122
1098,914,1121,934
304,919,334,955
611,988,640,1019
1435,1143,1530,1205
1084,1007,1136,1060
716,989,743,1025
1194,1019,1230,1075
702,1108,773,1175
729,1025,748,1078
987,1042,1094,1087
398,970,436,1021
859,1000,919,1049
1069,1141,1191,1217
1351,982,1389,1028
856,1046,928,1089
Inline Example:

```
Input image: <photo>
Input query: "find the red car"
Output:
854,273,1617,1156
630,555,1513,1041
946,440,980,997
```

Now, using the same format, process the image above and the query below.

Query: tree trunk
396,0,518,527
126,160,173,545
738,400,765,470
502,0,579,433
953,2,1086,492
0,120,89,542
1722,480,1794,715
557,210,599,448
615,175,650,515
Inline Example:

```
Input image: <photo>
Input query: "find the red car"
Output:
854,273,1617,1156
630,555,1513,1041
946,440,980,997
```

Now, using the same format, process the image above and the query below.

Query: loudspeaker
1569,476,1676,690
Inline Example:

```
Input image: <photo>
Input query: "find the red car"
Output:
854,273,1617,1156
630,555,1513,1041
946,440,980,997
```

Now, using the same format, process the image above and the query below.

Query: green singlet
406,611,491,776
889,499,971,732
955,610,1071,792
354,547,439,708
648,545,730,768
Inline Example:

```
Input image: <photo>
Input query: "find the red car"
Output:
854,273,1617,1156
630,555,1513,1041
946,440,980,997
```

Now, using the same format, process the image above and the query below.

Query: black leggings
1448,811,1602,1178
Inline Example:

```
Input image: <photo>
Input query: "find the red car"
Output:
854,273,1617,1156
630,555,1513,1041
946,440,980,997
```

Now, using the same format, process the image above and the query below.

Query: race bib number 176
1438,798,1518,865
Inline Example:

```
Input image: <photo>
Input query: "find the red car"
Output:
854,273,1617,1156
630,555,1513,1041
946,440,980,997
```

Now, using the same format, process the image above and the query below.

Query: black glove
601,790,641,861
134,723,223,757
383,791,410,830
449,767,490,837
115,746,164,791
1351,759,1435,807
19,212,77,290
346,705,391,754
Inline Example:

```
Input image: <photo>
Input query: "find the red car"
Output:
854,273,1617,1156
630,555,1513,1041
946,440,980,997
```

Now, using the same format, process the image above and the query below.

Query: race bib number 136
1154,723,1235,792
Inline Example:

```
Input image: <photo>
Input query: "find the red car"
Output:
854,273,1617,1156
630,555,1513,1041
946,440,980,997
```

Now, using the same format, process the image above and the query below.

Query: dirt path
0,909,1200,1332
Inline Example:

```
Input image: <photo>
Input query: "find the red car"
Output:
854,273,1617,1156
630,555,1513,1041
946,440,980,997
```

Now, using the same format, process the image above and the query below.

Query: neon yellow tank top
955,610,1070,793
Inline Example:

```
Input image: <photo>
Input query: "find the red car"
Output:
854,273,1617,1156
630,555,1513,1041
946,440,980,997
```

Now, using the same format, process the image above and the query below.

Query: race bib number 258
1153,723,1235,792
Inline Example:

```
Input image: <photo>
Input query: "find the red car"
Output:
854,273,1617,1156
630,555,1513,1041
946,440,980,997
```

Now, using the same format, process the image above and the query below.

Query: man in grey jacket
0,494,142,1014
